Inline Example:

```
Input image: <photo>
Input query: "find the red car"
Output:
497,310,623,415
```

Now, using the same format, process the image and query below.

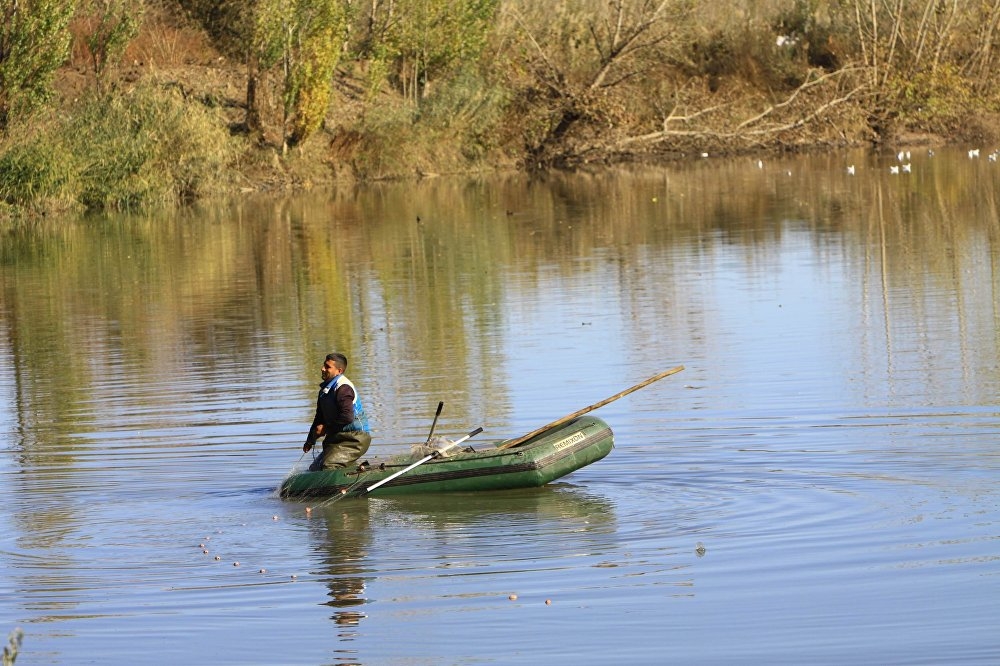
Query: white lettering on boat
553,431,587,451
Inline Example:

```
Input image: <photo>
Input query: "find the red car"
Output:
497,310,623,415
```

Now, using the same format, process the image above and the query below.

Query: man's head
321,352,348,382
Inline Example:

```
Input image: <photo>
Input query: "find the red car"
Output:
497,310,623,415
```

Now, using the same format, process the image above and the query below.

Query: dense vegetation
2,0,1000,217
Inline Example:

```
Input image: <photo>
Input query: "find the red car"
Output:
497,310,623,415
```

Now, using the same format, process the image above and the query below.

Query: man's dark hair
326,352,348,371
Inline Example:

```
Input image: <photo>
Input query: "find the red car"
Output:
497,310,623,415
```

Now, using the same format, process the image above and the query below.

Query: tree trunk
245,52,264,142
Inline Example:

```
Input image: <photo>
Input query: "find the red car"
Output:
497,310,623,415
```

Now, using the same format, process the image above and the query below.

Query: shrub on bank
334,65,509,180
0,122,79,215
0,82,235,217
68,83,235,209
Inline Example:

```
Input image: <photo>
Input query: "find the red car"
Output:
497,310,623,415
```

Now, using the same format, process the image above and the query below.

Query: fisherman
304,352,372,471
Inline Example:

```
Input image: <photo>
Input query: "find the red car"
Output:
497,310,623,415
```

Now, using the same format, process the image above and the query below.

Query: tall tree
255,0,349,150
364,0,498,104
80,0,142,90
0,0,75,132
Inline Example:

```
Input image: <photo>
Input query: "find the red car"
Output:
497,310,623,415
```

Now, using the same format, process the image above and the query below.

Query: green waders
311,430,372,471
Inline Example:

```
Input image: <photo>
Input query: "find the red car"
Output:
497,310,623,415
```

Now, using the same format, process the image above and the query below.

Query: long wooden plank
497,365,685,450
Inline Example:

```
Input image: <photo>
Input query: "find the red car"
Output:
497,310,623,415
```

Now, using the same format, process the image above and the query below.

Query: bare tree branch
588,0,673,91
509,8,567,98
616,67,867,148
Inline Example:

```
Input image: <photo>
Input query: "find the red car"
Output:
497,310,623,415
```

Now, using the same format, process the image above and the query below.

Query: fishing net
409,435,456,459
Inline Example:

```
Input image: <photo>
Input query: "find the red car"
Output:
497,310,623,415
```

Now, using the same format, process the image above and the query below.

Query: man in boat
304,352,372,471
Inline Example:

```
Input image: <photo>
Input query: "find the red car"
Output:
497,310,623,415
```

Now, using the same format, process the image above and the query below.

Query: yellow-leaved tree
254,0,348,151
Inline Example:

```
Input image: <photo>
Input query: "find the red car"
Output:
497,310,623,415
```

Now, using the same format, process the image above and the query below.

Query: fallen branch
616,66,868,148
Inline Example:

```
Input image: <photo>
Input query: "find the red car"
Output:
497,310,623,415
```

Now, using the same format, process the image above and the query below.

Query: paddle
362,426,484,495
497,365,685,450
425,401,444,445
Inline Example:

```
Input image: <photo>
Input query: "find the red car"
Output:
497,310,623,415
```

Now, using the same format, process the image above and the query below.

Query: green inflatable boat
279,415,614,499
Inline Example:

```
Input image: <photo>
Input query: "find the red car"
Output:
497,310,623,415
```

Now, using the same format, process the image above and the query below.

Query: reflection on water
3,149,1000,437
3,148,999,442
1,147,1000,664
372,485,616,528
301,486,625,663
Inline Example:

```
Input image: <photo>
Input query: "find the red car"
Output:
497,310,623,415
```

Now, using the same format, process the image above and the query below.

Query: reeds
0,81,234,217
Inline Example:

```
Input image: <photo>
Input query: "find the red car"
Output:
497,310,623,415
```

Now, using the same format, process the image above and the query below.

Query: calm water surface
2,148,1000,664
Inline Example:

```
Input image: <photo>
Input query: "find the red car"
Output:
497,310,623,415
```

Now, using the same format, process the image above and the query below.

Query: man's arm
303,404,325,452
303,385,355,452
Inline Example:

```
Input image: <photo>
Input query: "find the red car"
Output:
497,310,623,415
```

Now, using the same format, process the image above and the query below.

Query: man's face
321,359,341,382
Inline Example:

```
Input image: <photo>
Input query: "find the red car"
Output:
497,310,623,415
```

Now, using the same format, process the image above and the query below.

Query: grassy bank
0,83,234,216
2,0,1000,220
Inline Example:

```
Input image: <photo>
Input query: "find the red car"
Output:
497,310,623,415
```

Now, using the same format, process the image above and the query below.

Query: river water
2,147,999,664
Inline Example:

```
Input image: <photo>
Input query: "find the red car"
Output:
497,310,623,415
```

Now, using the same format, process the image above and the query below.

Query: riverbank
3,0,1000,219
63,61,1000,192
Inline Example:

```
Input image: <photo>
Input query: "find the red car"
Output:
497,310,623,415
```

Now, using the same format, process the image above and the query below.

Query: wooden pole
497,365,685,450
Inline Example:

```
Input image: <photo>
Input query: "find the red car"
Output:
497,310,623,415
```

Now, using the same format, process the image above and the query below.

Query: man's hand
304,424,325,452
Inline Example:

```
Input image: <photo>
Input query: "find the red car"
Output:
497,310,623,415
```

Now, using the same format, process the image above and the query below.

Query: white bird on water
969,148,981,158
890,165,900,174
846,165,855,175
902,163,911,173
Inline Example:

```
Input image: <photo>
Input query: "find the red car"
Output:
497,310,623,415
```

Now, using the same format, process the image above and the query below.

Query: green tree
364,0,498,104
81,0,142,89
255,0,349,150
0,0,75,133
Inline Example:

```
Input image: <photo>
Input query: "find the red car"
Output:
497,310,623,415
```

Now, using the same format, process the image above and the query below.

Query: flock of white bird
845,148,1000,176
702,148,1000,177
